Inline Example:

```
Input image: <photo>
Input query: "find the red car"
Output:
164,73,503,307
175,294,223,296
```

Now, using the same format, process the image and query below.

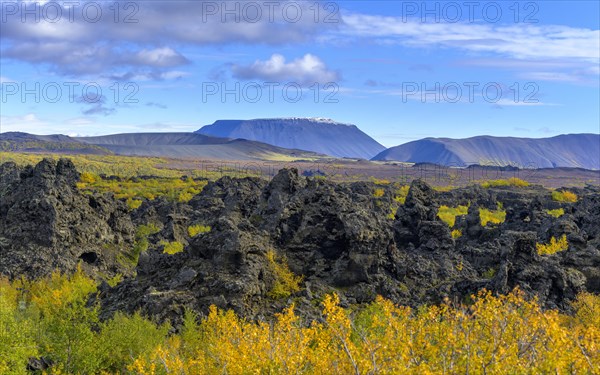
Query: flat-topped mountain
196,118,386,159
372,134,600,170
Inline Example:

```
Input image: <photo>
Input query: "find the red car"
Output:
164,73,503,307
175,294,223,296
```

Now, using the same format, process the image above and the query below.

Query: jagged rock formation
0,159,135,280
96,168,600,324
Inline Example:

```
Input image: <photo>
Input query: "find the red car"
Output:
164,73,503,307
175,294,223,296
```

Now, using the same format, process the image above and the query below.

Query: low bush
161,241,184,255
188,224,211,237
266,250,303,299
481,177,530,188
552,190,578,203
545,208,565,218
537,235,568,255
479,204,506,226
438,205,469,227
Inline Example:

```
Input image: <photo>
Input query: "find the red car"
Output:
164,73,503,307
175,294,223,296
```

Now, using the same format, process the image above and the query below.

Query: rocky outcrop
98,168,600,324
0,159,135,280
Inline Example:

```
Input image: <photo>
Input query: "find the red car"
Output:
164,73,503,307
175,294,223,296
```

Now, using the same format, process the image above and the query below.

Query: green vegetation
481,177,530,188
77,173,207,202
161,241,185,255
552,190,578,203
266,250,303,299
437,205,469,227
126,197,143,210
479,204,506,226
482,267,497,279
188,224,211,237
546,208,565,218
124,223,161,267
537,235,569,255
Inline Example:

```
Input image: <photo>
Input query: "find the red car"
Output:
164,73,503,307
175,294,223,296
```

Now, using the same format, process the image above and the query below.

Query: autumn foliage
1,268,599,374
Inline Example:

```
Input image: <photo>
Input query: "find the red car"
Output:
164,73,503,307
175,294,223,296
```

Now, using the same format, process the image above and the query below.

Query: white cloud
131,47,189,68
0,113,49,133
340,14,599,61
232,54,339,85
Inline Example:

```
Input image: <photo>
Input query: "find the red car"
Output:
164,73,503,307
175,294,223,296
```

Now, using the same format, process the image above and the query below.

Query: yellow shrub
79,171,98,184
266,250,303,299
438,205,469,227
545,208,565,218
481,177,530,188
126,198,143,210
372,188,385,198
161,241,184,255
552,190,578,203
537,235,568,255
451,229,462,239
393,185,410,204
480,205,506,226
188,224,211,237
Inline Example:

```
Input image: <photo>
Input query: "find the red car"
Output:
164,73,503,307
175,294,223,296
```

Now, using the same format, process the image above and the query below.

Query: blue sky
1,0,598,147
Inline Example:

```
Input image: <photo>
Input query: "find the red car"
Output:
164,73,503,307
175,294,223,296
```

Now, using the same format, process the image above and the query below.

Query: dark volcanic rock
2,159,599,324
0,158,135,280
98,168,600,324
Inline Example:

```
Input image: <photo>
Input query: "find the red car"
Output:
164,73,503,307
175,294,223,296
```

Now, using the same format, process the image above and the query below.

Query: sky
0,0,599,147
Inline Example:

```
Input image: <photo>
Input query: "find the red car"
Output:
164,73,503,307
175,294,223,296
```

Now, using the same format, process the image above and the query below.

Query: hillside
0,132,324,161
196,118,386,159
0,132,111,155
372,134,600,170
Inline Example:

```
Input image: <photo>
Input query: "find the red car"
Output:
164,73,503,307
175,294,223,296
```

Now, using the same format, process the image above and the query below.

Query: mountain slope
372,134,600,170
0,132,111,154
76,132,323,160
196,118,386,159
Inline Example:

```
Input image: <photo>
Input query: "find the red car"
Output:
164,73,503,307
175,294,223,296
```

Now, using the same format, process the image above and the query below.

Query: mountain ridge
372,133,600,170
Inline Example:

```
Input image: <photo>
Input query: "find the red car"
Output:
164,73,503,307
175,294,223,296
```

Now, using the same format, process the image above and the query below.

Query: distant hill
0,132,111,154
0,132,324,161
372,134,600,170
196,118,386,159
76,132,323,160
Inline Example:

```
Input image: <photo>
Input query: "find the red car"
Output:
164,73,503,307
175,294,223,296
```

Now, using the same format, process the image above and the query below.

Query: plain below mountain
372,134,600,170
196,118,386,159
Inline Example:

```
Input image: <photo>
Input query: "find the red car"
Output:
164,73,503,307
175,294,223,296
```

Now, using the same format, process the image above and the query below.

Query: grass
545,208,565,218
537,235,568,255
437,205,469,227
552,190,578,203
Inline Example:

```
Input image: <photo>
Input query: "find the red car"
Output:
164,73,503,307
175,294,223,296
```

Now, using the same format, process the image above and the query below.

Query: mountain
0,132,111,154
372,134,600,170
76,132,323,160
196,118,386,159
